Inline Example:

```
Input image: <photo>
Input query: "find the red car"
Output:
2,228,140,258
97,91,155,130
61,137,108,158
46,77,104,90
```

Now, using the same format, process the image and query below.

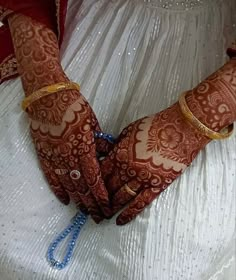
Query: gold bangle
178,91,234,140
22,82,80,111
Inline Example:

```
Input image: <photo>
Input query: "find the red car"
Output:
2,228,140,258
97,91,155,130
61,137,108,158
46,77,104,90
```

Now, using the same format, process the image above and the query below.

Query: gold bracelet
178,91,234,140
22,82,80,111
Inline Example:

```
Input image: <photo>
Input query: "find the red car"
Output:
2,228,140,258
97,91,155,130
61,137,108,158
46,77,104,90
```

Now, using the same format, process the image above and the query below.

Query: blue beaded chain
47,131,115,270
47,212,87,270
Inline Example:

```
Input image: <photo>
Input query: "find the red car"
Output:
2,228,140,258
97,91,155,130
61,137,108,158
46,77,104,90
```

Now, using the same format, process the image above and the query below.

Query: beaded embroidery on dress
142,0,207,9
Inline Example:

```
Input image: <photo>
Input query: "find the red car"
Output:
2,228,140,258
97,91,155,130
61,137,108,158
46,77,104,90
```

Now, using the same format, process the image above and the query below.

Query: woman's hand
29,89,112,223
8,13,112,223
100,103,210,225
101,60,236,225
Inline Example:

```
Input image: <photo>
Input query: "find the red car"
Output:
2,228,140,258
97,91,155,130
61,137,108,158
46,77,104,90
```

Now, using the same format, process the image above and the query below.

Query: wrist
186,62,236,132
8,13,68,97
22,65,70,97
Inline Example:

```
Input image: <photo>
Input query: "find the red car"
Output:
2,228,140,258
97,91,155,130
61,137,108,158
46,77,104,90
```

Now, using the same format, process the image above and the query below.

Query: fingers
55,167,104,223
93,117,114,155
80,144,112,217
72,175,104,224
99,154,116,185
111,180,142,214
57,173,88,214
40,160,70,205
116,187,162,225
74,196,89,215
100,147,129,194
94,130,115,154
95,137,114,155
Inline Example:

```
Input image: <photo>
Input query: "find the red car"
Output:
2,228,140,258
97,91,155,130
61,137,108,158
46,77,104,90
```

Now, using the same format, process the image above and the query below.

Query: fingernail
77,205,89,215
104,212,113,219
102,207,113,219
92,214,103,224
116,215,129,226
58,196,70,205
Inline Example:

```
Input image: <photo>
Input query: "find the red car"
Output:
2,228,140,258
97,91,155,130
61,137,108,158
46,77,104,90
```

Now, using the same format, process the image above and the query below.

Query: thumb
116,188,162,225
94,129,115,154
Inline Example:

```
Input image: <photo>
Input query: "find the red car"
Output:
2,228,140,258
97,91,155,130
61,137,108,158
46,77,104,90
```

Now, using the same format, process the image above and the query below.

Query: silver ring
70,170,81,180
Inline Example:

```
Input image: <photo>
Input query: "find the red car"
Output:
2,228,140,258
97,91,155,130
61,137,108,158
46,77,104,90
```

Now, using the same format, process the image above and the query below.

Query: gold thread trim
0,54,18,83
0,7,13,22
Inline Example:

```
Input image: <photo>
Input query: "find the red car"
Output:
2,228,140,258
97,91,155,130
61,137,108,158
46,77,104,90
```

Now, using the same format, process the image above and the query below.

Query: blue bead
57,263,63,270
69,245,74,251
50,259,57,266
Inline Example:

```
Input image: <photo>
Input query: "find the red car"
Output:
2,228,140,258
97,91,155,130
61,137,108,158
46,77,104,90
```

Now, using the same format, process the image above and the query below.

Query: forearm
8,13,81,124
8,13,68,97
186,59,236,131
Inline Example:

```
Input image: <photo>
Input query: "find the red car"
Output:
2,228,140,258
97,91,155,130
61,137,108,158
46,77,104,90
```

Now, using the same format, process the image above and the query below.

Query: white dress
0,0,235,279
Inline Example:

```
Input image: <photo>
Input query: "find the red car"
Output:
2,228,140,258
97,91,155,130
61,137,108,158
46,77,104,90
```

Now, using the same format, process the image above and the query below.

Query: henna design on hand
186,60,236,132
101,61,236,225
101,103,209,225
8,13,112,223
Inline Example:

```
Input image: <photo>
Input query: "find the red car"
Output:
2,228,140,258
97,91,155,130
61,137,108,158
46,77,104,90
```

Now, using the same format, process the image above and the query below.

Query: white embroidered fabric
0,0,235,279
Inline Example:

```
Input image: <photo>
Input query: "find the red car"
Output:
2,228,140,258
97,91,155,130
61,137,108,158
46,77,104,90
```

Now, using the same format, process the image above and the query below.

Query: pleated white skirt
0,0,235,279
